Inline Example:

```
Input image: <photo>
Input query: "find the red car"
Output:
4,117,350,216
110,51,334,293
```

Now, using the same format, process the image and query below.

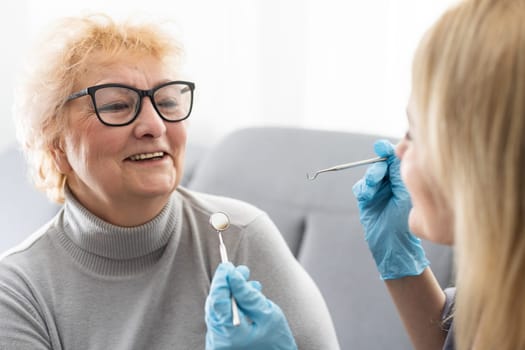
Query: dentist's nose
395,138,408,160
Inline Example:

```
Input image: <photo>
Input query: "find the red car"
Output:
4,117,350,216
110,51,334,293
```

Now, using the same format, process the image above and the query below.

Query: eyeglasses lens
94,87,139,125
153,84,192,121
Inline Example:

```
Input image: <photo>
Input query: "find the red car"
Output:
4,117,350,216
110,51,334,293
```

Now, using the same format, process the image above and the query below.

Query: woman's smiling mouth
128,151,165,161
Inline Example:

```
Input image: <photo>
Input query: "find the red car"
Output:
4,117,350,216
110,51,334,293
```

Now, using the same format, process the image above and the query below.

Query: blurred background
0,0,457,153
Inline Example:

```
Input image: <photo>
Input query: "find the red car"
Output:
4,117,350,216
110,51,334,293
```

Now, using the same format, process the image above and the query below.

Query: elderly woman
0,14,339,349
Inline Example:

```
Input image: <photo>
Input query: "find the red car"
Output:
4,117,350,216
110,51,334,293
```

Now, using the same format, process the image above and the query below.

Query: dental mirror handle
218,233,241,326
211,212,241,327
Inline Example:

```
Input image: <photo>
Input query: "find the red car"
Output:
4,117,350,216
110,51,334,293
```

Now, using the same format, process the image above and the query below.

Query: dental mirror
210,212,230,232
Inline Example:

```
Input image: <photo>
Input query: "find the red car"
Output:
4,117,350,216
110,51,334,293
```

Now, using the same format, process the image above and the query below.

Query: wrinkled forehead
72,50,180,89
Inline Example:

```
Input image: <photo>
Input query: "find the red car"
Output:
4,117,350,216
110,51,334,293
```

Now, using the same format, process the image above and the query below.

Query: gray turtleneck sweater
0,187,339,349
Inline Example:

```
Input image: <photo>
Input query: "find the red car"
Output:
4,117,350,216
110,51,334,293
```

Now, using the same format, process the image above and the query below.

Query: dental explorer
306,156,387,180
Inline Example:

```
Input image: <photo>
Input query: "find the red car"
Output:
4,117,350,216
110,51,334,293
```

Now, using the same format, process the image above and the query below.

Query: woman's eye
404,130,412,141
157,98,178,109
98,102,132,114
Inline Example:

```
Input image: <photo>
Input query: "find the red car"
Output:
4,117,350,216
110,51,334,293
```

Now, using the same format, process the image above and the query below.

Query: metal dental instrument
209,212,241,327
306,156,388,180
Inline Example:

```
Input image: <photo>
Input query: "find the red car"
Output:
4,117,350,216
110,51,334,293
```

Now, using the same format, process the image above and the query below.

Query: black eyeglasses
66,81,195,126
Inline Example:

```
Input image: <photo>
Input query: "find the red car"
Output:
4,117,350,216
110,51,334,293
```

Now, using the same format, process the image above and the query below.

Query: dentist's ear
50,139,72,174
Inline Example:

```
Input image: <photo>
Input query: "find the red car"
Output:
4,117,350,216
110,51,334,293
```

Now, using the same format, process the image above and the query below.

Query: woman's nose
395,138,407,159
133,97,167,138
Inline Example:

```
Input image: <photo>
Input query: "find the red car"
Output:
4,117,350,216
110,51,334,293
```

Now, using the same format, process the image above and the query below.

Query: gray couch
0,126,453,349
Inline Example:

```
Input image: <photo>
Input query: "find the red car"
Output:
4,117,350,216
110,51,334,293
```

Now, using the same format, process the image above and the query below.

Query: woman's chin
408,208,434,242
408,210,425,239
132,178,178,198
408,209,453,246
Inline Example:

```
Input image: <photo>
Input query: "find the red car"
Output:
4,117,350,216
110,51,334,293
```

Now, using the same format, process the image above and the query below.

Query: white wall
0,1,29,153
0,0,457,153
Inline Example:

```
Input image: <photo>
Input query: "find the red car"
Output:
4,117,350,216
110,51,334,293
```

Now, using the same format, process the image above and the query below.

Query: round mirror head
209,212,230,231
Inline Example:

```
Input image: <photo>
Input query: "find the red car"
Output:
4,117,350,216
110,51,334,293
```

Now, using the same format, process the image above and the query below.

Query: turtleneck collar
55,187,182,276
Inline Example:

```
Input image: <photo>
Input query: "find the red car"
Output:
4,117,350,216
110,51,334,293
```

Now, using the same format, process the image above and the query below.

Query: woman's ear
50,139,72,174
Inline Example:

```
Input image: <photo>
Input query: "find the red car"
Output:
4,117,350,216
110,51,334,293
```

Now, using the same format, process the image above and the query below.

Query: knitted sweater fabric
0,187,340,349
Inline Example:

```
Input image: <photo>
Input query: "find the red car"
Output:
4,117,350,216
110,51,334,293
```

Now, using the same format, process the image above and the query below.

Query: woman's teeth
129,152,164,161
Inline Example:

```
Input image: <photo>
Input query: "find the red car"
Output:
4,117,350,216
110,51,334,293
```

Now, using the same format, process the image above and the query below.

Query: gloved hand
352,139,429,280
205,262,297,350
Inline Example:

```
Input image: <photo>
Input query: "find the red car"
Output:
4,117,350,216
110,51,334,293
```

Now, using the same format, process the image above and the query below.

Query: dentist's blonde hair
13,13,184,203
412,0,525,348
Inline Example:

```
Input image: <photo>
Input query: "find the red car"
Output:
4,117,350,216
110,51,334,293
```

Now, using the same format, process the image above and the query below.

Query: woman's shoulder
0,222,56,347
442,287,456,350
0,217,59,281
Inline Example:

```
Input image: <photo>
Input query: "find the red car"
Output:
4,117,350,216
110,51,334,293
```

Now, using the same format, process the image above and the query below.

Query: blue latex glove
352,139,429,280
205,262,297,350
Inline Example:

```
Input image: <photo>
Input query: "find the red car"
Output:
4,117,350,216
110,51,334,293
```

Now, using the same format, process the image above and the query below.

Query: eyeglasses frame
66,80,195,127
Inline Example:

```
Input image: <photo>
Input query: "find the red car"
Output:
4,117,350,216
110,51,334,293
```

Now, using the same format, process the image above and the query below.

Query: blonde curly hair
13,13,184,203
